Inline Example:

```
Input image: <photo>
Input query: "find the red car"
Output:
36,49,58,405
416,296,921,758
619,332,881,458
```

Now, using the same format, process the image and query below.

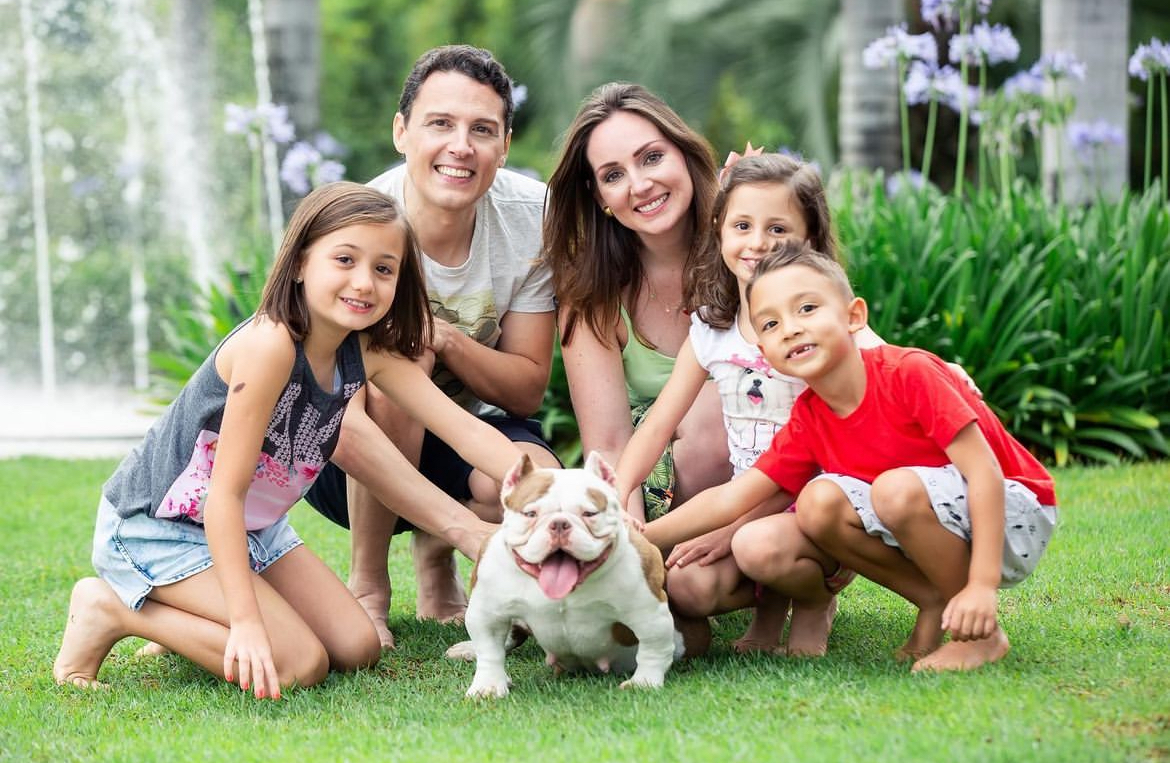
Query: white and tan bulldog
449,451,682,698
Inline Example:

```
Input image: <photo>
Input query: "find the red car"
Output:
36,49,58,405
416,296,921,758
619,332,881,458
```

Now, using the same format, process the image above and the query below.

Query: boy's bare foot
911,628,1010,673
411,532,468,623
347,573,395,651
134,640,171,657
732,596,791,654
674,614,712,659
53,578,127,689
895,606,945,662
785,596,837,657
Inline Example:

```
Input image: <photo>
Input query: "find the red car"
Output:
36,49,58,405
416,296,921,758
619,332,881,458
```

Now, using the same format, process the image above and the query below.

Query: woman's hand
224,618,281,700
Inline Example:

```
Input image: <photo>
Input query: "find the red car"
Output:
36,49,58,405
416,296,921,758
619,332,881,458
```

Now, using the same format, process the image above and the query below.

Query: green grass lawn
2,457,1167,762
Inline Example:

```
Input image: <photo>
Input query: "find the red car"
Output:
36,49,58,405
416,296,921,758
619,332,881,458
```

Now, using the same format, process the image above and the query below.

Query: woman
543,83,737,651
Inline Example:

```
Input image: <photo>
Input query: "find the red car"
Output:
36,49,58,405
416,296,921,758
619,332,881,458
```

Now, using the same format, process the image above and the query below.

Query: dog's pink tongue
538,553,581,600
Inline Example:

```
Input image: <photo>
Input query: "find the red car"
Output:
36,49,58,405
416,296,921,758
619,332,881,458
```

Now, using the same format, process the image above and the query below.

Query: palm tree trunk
838,0,902,172
1041,0,1130,202
264,0,320,140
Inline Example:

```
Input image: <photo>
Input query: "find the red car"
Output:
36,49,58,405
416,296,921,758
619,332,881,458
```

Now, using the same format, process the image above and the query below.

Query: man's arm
431,309,555,418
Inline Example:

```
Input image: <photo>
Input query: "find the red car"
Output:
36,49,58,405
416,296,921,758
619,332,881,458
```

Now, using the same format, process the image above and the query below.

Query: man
303,45,561,649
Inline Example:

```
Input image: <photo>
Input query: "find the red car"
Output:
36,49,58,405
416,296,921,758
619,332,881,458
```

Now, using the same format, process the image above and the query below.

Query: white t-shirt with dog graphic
689,310,806,475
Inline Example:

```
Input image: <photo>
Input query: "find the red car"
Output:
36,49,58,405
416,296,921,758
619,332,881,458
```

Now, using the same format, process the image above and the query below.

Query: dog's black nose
549,518,571,534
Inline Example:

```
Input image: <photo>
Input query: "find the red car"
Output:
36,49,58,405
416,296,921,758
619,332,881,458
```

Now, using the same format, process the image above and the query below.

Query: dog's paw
619,672,665,690
466,679,511,699
445,640,477,662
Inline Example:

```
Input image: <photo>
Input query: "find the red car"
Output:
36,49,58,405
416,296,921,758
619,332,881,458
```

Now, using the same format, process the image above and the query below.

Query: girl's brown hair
256,181,432,357
690,153,838,330
542,82,718,347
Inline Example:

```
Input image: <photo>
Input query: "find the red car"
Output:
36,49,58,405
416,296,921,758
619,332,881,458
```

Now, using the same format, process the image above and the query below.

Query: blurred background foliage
4,0,1170,466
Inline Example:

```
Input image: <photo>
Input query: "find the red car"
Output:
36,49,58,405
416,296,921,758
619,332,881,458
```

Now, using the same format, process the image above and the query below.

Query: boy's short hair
746,240,855,305
398,45,514,131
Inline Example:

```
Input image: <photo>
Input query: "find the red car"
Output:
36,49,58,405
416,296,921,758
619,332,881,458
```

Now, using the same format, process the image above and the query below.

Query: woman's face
585,111,695,241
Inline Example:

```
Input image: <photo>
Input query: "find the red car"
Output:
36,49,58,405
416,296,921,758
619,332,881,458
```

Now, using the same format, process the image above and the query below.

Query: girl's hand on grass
941,583,998,641
224,619,281,700
665,524,734,569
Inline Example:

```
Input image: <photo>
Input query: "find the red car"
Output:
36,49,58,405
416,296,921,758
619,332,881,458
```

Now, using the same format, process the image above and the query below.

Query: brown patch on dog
503,471,555,513
611,622,639,647
628,529,667,602
584,488,609,513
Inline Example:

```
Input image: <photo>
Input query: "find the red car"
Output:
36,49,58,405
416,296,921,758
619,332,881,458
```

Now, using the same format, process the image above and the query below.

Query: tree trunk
264,0,320,139
1041,0,1130,202
838,0,902,172
568,0,631,97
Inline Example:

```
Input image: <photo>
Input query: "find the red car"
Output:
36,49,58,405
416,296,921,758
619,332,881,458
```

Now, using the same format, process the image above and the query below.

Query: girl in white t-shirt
616,153,873,656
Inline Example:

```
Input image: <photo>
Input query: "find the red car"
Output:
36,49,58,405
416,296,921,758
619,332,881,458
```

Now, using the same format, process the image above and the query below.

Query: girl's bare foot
895,606,945,662
134,640,171,657
911,628,1010,672
785,596,837,657
410,533,468,623
347,573,395,651
53,578,127,689
732,596,791,654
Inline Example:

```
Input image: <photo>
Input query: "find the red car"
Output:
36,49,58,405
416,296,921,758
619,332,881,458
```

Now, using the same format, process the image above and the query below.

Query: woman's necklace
643,273,683,315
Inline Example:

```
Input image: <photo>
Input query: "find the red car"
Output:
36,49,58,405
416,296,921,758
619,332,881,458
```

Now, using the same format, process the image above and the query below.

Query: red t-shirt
754,345,1056,505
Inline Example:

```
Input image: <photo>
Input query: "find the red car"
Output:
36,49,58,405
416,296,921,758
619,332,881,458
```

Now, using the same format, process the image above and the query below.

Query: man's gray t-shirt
367,165,553,417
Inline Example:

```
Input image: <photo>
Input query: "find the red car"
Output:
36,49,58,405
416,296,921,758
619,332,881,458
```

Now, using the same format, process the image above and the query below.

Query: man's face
393,70,510,214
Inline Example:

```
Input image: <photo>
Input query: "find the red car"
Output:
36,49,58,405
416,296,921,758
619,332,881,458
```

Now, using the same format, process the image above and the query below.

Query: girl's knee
870,469,930,529
329,626,381,673
665,566,721,618
279,639,330,688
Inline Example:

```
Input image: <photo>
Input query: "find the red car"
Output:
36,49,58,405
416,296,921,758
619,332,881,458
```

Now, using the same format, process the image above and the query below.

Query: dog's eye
582,510,598,518
522,509,538,518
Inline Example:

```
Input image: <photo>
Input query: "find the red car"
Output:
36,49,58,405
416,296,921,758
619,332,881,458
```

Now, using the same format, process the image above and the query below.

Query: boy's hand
941,583,999,641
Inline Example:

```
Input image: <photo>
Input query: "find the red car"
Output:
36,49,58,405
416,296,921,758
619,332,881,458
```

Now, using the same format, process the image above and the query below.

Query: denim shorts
92,496,303,610
811,464,1057,587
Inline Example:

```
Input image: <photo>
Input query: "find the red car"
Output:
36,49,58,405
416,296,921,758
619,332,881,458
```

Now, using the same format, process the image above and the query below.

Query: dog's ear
584,450,617,488
501,453,535,503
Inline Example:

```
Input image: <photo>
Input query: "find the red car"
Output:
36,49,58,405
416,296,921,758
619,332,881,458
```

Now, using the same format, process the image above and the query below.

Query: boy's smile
749,263,867,385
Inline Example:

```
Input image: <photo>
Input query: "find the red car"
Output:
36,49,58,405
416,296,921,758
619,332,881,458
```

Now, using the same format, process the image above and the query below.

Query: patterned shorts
631,402,676,521
811,464,1057,587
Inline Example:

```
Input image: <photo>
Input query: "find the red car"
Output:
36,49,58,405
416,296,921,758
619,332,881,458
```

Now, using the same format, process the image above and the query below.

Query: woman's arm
204,318,296,699
363,348,523,483
614,338,708,507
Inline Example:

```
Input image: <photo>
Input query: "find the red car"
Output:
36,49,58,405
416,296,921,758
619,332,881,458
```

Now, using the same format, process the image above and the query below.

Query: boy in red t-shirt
643,241,1057,672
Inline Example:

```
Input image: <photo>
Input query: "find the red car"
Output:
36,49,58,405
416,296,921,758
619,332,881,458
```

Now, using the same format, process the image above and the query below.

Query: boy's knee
795,480,848,540
870,469,929,529
731,526,784,580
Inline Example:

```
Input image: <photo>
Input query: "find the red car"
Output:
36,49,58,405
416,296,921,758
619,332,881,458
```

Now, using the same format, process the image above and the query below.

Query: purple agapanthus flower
1003,69,1047,99
1067,120,1125,157
885,170,926,196
511,82,528,111
1033,52,1087,82
1129,38,1170,81
776,146,822,177
904,61,966,108
922,0,993,30
280,141,345,195
863,24,938,69
224,102,296,148
949,22,1020,66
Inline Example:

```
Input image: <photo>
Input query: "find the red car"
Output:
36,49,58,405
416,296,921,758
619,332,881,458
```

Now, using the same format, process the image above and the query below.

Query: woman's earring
295,277,303,284
603,206,613,217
